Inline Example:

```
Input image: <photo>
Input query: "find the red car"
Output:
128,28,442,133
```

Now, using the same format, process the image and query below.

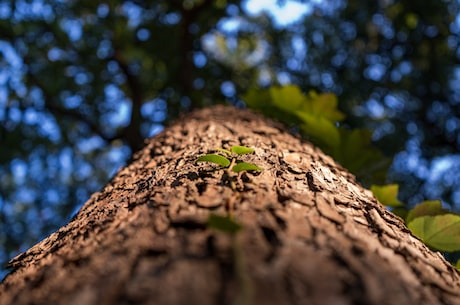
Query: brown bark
1,105,459,305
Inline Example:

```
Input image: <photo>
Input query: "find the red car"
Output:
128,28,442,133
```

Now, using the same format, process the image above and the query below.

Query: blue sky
243,0,313,26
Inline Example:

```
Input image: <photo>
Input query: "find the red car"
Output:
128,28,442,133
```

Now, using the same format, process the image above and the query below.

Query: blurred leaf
306,91,345,122
242,88,271,110
242,88,300,124
207,214,242,234
269,85,306,112
338,129,374,166
232,162,263,173
371,184,404,207
296,111,341,149
231,145,254,155
408,214,460,252
405,13,419,29
335,129,390,184
195,154,230,167
406,200,449,223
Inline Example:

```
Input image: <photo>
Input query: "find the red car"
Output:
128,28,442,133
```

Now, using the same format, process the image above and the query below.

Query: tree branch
110,51,145,151
171,0,214,110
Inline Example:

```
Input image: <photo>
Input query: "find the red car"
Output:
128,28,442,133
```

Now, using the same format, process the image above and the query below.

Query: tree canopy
1,0,460,276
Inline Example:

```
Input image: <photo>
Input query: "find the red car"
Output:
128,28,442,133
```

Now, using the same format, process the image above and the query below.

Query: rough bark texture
1,105,459,305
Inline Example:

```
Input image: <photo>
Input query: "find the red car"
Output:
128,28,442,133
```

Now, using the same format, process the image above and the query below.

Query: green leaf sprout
195,145,263,173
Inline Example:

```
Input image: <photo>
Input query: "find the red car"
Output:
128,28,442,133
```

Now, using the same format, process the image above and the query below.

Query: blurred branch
110,52,145,151
171,0,214,110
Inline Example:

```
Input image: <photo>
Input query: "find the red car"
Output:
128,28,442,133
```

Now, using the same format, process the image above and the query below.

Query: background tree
1,0,459,276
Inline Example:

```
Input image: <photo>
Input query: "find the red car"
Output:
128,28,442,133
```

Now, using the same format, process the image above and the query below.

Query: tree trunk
1,105,459,305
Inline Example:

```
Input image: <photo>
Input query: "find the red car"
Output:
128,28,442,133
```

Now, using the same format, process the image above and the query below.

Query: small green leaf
215,148,232,155
371,184,404,208
406,200,448,223
231,146,255,155
408,214,460,252
207,214,242,234
195,154,230,167
232,162,263,173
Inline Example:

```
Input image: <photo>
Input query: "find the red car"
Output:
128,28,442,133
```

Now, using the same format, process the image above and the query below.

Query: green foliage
195,146,263,174
243,85,388,185
336,129,390,183
295,111,341,149
207,214,242,234
407,215,460,252
371,184,404,208
405,200,448,223
373,185,460,255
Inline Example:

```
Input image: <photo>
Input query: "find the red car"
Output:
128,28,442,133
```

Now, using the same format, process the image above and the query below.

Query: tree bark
1,105,459,305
